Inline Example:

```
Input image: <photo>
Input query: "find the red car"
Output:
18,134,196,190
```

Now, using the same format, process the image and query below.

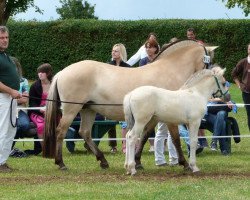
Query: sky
14,0,249,21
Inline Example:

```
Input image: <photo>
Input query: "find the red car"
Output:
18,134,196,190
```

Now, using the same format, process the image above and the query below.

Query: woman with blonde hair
109,43,130,153
109,43,130,67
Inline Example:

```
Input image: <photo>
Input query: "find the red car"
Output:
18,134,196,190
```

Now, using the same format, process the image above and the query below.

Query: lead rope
10,98,17,128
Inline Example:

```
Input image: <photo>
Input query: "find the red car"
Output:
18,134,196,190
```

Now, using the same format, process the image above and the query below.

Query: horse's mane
154,40,202,61
180,65,223,89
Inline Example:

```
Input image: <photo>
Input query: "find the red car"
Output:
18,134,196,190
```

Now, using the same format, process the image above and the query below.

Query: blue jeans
16,110,30,137
204,110,228,151
178,125,190,146
65,127,77,153
12,110,30,149
242,92,250,131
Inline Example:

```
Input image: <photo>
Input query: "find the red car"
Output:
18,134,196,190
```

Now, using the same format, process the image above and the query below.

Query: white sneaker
149,146,155,152
169,158,178,166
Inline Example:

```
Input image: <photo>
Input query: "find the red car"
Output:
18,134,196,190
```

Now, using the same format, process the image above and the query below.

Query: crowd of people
0,24,248,173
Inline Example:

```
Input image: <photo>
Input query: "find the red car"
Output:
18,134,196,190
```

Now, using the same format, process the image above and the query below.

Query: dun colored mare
43,40,217,170
123,66,227,175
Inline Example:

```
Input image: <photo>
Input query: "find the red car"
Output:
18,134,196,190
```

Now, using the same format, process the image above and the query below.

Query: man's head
0,26,9,52
186,28,196,40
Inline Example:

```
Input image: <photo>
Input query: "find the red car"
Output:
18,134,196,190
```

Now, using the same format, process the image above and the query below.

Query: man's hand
10,89,22,99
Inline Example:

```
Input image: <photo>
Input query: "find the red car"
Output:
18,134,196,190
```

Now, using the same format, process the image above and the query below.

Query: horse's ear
222,68,226,75
205,46,219,52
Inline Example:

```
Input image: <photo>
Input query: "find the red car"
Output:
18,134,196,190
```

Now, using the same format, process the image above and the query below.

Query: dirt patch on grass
1,171,250,185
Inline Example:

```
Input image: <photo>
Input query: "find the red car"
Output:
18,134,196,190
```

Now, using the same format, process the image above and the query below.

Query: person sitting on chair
203,81,236,155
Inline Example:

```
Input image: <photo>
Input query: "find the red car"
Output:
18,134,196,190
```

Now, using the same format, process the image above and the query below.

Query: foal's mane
180,69,214,89
154,40,201,61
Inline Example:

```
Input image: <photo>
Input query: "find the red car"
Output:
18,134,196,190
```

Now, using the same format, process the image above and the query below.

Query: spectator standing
109,43,130,153
25,63,53,155
0,26,21,172
186,28,204,45
232,43,250,131
186,27,207,149
139,38,160,152
9,57,30,158
127,32,157,66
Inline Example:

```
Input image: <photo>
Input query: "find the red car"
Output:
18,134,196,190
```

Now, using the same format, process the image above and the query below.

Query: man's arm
0,81,21,99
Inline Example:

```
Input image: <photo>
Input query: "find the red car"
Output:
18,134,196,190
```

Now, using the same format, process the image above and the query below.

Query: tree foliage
0,0,42,25
56,0,98,20
220,0,250,16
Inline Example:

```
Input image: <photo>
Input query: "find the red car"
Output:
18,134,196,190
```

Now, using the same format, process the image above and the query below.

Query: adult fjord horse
123,66,227,175
43,40,216,170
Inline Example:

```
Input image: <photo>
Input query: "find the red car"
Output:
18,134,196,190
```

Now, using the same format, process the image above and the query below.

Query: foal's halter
212,76,228,98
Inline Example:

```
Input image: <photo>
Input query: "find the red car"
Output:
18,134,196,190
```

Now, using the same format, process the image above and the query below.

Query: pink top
40,92,48,106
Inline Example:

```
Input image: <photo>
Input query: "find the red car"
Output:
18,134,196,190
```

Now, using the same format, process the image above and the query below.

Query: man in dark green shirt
0,26,21,172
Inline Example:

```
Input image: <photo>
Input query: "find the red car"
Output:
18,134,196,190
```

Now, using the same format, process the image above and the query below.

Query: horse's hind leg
168,124,189,170
55,114,76,170
79,109,109,169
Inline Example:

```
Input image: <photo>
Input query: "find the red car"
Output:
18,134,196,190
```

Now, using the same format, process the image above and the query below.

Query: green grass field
0,84,250,200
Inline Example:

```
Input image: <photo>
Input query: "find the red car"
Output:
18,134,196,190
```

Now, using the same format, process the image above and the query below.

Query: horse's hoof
192,167,200,173
184,166,192,172
59,166,68,170
135,164,144,170
126,171,131,175
100,162,109,169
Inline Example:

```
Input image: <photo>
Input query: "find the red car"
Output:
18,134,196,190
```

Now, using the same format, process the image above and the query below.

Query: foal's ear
205,46,219,52
218,68,226,76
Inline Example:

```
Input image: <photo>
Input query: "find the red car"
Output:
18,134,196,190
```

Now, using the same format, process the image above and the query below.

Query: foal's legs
78,109,109,169
188,121,200,172
125,122,146,175
168,124,189,170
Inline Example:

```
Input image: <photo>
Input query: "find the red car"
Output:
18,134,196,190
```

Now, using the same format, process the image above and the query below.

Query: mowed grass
1,84,250,200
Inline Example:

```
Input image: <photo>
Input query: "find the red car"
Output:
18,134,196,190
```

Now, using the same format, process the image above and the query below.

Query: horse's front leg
188,122,200,173
168,124,189,170
124,130,138,175
135,120,157,169
134,131,148,170
79,109,109,169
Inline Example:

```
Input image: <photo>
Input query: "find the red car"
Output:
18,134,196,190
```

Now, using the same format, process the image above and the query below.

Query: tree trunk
0,0,7,25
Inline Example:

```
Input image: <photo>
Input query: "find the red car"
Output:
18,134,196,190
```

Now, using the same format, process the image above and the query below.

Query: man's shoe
148,146,154,152
210,141,217,151
221,150,230,156
110,147,117,154
0,163,13,172
10,148,28,158
156,163,168,167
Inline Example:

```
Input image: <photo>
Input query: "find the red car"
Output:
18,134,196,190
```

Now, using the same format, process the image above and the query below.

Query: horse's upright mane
180,66,224,89
154,40,201,61
180,69,213,89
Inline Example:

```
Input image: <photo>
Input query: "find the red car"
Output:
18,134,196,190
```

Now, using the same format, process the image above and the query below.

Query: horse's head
210,65,228,99
204,46,219,69
155,40,218,72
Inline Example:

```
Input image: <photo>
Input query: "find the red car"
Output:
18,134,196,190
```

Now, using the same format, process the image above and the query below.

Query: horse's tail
43,74,61,158
123,92,135,130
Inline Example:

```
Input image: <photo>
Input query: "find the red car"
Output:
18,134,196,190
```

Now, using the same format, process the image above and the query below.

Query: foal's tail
43,74,61,158
123,93,135,130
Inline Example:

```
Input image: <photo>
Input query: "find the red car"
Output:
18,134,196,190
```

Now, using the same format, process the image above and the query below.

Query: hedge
6,19,250,81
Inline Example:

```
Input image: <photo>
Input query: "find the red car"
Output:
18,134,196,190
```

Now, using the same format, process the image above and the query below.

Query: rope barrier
13,135,250,142
13,103,249,143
